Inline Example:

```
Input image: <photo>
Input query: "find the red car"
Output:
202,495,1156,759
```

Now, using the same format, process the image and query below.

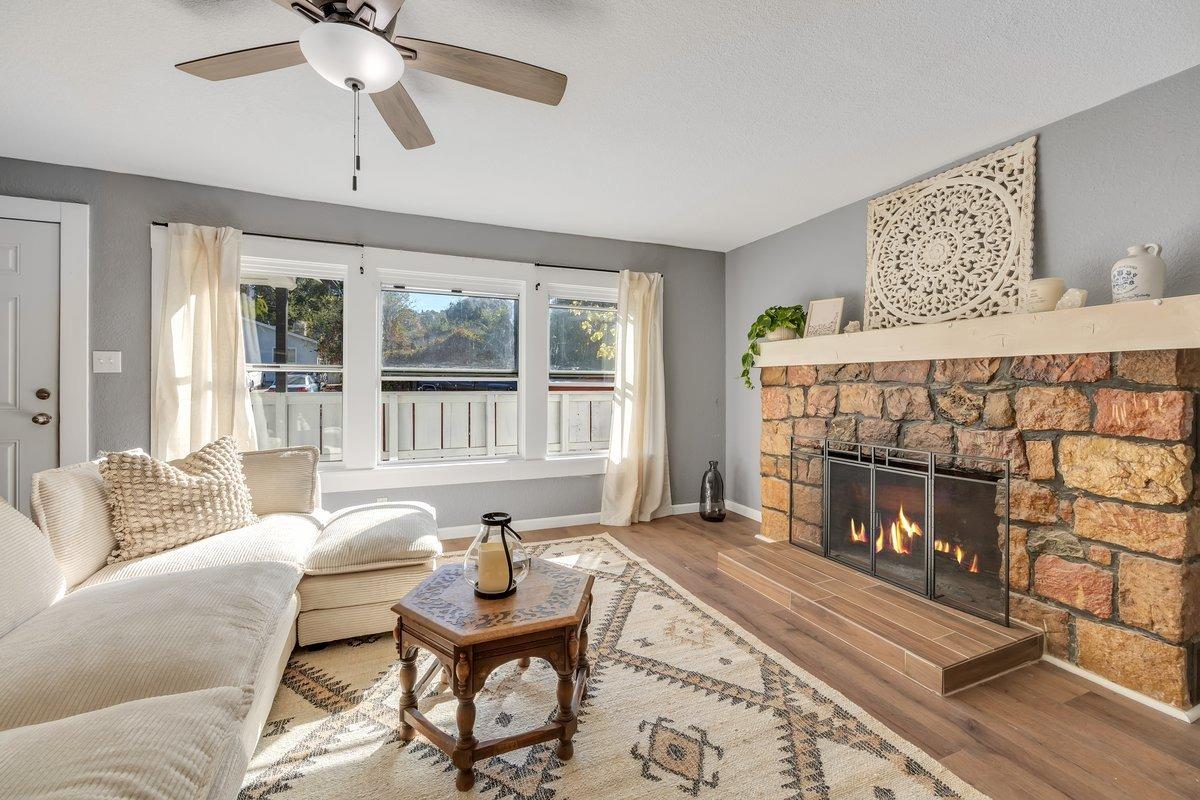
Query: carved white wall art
864,136,1036,330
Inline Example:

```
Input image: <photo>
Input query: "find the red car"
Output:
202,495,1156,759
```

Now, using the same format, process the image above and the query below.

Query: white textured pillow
101,437,257,564
0,501,65,638
31,459,117,587
305,502,441,575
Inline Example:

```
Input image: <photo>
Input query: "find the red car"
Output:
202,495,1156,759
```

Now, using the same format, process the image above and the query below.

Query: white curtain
153,223,257,461
600,270,672,525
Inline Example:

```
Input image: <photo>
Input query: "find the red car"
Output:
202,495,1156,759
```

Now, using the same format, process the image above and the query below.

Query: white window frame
150,229,617,491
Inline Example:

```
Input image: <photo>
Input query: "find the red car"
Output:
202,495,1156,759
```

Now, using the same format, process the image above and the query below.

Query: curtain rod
151,223,656,275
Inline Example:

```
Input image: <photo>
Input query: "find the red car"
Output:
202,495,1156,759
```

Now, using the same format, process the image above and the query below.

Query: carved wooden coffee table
392,559,593,791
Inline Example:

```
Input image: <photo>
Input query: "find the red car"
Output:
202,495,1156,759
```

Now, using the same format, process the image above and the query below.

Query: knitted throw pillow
100,437,257,564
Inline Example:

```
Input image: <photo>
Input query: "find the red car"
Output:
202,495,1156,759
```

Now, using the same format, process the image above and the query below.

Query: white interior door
0,219,60,513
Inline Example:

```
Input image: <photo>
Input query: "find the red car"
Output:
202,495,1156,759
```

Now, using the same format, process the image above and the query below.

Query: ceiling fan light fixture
299,20,405,93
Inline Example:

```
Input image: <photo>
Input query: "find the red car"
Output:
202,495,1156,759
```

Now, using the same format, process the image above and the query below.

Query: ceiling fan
176,0,567,181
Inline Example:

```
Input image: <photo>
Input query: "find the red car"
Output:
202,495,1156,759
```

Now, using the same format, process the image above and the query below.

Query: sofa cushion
241,445,321,515
305,501,440,576
298,562,435,612
30,459,116,587
0,501,65,638
77,512,321,590
103,437,258,564
0,561,300,730
0,686,253,800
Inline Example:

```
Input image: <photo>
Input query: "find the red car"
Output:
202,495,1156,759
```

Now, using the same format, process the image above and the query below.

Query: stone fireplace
760,350,1200,710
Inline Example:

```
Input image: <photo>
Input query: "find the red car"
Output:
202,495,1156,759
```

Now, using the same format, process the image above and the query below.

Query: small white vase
1024,278,1066,312
1112,244,1166,303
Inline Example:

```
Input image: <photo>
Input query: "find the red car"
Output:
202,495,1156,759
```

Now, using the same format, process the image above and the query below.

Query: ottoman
296,502,442,646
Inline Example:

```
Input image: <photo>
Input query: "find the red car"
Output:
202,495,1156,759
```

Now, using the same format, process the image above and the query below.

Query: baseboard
669,502,700,515
726,500,761,521
1042,654,1200,724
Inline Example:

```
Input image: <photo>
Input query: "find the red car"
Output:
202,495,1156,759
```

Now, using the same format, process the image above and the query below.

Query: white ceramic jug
1111,244,1166,303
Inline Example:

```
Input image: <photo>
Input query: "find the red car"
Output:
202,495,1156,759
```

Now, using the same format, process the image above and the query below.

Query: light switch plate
92,351,122,373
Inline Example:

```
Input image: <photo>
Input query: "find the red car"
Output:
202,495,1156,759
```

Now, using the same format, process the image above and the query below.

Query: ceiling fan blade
368,0,406,30
392,37,567,106
371,83,435,150
176,41,306,81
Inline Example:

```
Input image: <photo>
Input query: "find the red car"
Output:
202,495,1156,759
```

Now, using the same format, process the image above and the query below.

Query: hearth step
716,543,1042,695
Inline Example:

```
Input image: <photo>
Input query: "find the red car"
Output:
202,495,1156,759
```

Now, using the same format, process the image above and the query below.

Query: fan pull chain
351,83,361,192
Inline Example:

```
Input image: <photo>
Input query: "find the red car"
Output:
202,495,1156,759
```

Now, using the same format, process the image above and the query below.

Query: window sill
319,453,608,493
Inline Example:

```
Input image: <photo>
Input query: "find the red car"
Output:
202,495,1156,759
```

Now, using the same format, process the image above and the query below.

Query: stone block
901,422,953,455
1076,619,1190,708
761,420,792,456
936,385,983,424
792,483,823,526
792,418,828,450
1009,595,1068,658
787,365,818,386
805,385,838,418
791,519,821,546
1008,525,1030,592
760,455,786,478
884,386,933,421
1009,353,1110,383
761,386,790,420
1073,498,1197,559
934,357,1001,383
760,508,789,542
983,392,1015,428
1087,546,1112,566
761,476,790,512
838,383,883,417
858,419,900,446
1118,555,1199,643
1014,387,1091,431
1059,436,1193,505
828,416,857,443
1028,527,1086,559
1116,350,1182,385
1025,440,1055,481
957,428,1029,475
1093,388,1193,440
1033,554,1113,617
817,363,870,383
872,360,930,383
760,366,787,386
1002,479,1057,524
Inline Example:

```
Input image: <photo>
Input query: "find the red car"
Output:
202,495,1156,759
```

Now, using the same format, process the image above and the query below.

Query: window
240,276,345,461
379,287,520,461
547,296,617,454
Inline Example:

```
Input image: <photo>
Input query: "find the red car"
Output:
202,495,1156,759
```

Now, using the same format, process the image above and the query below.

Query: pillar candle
476,541,511,594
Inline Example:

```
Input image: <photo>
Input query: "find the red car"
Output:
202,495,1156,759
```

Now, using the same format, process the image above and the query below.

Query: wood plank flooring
716,543,1043,694
448,512,1200,800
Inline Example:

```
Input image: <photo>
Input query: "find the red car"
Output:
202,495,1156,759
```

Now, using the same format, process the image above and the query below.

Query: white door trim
0,196,90,465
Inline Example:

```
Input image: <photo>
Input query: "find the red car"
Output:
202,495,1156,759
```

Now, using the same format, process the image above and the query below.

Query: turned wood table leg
453,691,478,791
553,666,577,761
398,646,419,742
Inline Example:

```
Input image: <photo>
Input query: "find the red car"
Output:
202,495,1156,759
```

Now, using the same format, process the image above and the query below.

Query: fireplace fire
795,439,1010,624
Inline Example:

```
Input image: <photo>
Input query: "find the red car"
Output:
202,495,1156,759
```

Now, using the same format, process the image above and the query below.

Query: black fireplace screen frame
789,437,1011,626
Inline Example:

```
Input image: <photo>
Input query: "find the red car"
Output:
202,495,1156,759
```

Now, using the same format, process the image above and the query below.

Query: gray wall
0,159,724,526
725,64,1200,511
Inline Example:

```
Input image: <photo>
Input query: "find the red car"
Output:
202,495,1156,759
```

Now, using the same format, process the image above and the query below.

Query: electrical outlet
92,351,122,373
376,497,389,503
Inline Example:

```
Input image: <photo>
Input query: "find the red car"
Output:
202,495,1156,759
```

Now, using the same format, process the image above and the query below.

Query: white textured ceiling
2,1,1200,251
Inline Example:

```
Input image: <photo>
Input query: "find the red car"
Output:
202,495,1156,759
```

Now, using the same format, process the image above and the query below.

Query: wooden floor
717,543,1043,694
449,512,1200,800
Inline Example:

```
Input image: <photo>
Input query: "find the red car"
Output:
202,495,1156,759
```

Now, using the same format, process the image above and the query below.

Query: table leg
453,691,478,791
553,666,576,761
517,657,531,669
578,611,591,700
398,646,419,742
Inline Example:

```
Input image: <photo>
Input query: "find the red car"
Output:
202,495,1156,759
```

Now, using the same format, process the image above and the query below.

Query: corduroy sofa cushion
304,501,440,576
30,459,116,587
0,500,65,638
240,445,321,516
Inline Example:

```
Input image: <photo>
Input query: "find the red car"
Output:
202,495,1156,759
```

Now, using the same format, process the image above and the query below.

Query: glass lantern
462,512,529,599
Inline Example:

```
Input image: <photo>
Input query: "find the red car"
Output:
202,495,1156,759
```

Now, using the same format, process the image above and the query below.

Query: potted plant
740,305,806,388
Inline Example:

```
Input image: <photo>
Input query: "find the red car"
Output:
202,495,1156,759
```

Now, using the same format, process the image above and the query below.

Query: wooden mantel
756,295,1200,367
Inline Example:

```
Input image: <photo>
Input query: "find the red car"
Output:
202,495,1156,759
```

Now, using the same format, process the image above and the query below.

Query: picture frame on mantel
805,298,844,337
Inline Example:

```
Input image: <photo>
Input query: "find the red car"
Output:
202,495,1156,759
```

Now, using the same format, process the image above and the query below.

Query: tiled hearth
759,350,1200,710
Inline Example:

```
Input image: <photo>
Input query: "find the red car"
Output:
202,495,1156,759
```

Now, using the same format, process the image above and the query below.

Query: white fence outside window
251,390,611,462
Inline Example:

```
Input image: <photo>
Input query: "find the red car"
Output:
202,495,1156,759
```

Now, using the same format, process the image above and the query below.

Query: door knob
35,388,50,400
31,412,52,426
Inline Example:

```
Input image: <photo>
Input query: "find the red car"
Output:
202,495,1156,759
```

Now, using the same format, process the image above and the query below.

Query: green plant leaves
739,304,807,389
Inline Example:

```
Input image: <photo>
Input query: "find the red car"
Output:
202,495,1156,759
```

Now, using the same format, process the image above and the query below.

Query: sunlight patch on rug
241,534,987,799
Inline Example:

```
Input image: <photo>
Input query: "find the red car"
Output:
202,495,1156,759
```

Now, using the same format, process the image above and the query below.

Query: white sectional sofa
0,445,441,800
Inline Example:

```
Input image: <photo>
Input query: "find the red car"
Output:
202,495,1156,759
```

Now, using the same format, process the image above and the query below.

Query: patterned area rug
242,535,987,799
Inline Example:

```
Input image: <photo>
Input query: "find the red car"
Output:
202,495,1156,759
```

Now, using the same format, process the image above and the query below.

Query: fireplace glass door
872,468,928,594
826,460,871,571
